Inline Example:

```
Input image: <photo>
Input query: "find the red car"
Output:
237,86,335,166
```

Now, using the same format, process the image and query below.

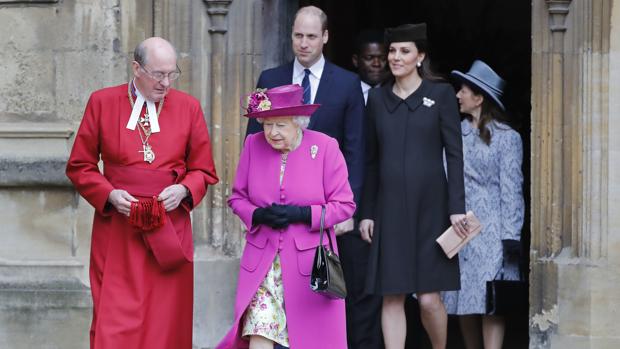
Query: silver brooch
423,97,435,107
311,145,318,159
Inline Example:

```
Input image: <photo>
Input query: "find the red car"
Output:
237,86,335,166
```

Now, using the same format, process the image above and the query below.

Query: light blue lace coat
442,120,524,315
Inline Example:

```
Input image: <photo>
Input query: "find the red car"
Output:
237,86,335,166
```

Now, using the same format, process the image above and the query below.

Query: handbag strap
318,205,335,252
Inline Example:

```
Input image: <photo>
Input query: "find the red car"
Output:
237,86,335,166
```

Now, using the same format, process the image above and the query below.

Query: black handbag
310,206,347,299
486,240,528,316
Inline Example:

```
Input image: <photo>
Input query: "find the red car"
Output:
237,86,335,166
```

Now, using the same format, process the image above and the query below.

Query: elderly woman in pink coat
216,84,355,349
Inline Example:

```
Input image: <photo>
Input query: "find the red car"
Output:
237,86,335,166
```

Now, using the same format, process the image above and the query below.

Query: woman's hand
251,204,311,229
252,206,288,229
450,214,469,238
359,219,374,244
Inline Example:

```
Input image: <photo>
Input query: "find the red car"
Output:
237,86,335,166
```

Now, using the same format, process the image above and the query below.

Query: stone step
0,259,91,349
0,259,91,309
0,259,84,283
0,281,91,310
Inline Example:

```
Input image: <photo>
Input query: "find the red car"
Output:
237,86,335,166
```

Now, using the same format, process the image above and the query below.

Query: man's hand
450,214,469,238
158,184,189,211
334,218,354,236
359,219,374,243
108,189,138,216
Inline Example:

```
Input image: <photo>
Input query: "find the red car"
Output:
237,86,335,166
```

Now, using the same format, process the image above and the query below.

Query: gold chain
136,122,150,147
127,81,165,163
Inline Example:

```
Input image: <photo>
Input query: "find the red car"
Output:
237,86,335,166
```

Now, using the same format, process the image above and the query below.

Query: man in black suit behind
352,29,391,105
246,6,372,349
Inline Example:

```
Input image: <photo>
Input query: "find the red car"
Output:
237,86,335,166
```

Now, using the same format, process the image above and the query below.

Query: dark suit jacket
246,60,365,204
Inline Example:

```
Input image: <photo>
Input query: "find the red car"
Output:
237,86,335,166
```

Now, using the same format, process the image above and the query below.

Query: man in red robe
66,37,218,349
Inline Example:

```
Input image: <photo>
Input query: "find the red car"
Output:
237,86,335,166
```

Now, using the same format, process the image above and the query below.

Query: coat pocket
240,234,268,272
294,235,323,276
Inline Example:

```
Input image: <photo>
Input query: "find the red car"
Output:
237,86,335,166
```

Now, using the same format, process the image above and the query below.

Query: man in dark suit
338,29,390,349
246,6,369,349
246,5,363,230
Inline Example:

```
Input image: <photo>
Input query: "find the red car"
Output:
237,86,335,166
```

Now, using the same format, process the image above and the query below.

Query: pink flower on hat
242,84,321,118
245,88,272,114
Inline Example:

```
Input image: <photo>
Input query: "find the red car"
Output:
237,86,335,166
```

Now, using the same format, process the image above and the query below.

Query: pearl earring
416,61,422,67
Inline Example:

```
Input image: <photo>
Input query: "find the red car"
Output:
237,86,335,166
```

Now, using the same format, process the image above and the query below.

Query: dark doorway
298,0,532,348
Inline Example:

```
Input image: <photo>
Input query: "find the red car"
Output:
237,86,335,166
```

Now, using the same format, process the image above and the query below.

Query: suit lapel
309,61,334,129
314,61,333,104
282,62,294,85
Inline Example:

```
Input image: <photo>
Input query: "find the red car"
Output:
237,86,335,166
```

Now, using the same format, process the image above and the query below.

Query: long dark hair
465,83,508,145
412,39,443,82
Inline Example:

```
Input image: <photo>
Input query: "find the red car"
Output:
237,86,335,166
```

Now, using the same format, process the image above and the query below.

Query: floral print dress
241,152,291,346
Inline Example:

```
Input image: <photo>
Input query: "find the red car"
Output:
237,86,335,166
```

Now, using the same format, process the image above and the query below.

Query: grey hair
256,116,310,129
134,41,148,66
293,116,310,129
133,38,179,67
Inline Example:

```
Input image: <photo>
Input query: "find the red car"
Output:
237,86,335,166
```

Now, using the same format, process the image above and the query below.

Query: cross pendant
139,144,156,163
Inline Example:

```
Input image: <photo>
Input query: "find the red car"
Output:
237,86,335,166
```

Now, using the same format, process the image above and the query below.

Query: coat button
280,194,285,199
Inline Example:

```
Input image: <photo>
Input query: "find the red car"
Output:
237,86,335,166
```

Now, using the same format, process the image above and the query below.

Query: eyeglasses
140,64,181,82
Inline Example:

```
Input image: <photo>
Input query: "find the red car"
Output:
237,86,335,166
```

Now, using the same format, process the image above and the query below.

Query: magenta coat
216,129,356,349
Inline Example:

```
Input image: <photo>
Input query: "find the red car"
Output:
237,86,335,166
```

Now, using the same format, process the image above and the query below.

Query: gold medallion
128,81,164,164
140,144,156,163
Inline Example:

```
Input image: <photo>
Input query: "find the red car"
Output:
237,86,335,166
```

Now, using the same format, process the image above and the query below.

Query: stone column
194,2,238,348
530,4,571,343
536,0,571,259
531,0,619,347
203,0,232,254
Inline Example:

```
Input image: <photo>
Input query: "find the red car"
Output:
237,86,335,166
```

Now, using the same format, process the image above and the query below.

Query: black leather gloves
502,240,521,258
252,206,288,229
272,204,312,225
252,203,311,229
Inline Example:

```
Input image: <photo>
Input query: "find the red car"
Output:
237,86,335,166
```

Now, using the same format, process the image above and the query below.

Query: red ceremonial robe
66,83,218,349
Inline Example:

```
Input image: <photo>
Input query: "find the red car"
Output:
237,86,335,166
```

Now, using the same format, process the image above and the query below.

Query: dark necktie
302,68,311,104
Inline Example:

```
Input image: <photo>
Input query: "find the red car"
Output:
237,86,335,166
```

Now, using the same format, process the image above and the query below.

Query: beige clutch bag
436,211,482,259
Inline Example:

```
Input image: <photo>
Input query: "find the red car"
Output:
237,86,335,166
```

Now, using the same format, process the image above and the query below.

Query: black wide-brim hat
384,23,427,45
451,60,506,111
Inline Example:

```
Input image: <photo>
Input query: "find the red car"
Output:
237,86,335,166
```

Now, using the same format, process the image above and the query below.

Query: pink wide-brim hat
243,84,320,118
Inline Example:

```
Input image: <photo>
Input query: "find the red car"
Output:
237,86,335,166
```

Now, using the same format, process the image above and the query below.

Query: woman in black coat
359,23,468,349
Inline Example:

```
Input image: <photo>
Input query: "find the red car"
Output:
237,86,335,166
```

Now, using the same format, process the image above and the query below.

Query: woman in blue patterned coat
442,60,524,349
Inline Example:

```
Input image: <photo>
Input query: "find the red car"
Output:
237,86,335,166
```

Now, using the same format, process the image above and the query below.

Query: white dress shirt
360,80,372,105
292,55,325,104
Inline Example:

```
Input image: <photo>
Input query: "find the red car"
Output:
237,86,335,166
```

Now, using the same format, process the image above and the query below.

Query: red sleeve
179,101,219,209
65,94,115,215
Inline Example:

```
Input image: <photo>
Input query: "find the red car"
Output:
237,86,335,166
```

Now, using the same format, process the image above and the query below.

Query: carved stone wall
0,0,131,347
0,0,294,348
530,0,620,347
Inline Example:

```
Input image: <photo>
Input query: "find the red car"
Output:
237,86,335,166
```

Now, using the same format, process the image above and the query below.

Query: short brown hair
294,6,328,32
